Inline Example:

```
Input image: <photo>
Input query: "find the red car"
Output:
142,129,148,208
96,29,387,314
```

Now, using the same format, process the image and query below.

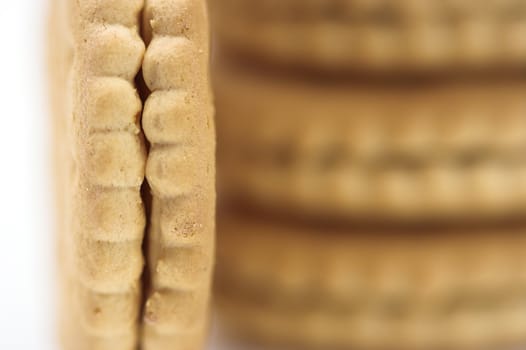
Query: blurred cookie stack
210,1,526,349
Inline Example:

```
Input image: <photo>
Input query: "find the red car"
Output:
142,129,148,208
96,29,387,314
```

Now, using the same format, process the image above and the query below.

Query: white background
0,0,55,348
0,1,248,349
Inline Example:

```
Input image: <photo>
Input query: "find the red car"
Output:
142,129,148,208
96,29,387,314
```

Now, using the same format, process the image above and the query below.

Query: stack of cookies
210,1,526,349
49,0,215,349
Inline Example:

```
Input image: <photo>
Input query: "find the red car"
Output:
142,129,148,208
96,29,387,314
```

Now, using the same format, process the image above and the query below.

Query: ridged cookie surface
215,211,526,349
215,64,526,221
217,292,526,350
217,212,526,308
211,0,526,73
50,0,146,348
140,0,215,348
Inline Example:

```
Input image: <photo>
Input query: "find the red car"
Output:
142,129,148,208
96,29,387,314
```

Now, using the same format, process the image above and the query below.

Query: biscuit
221,154,526,221
50,0,146,348
215,64,526,221
140,0,215,348
216,211,526,308
215,211,526,348
217,292,526,350
211,0,526,72
215,63,526,163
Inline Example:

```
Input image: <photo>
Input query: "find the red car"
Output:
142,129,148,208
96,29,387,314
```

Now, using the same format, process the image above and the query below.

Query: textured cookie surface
50,0,146,348
215,63,526,221
215,212,526,349
211,0,526,73
216,212,526,308
140,0,215,349
217,292,526,350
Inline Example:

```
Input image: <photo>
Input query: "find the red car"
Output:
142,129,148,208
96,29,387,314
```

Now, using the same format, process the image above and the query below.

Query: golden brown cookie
215,63,526,221
50,0,146,349
216,211,526,308
51,1,216,348
140,0,216,348
211,0,526,73
215,211,526,349
217,292,526,350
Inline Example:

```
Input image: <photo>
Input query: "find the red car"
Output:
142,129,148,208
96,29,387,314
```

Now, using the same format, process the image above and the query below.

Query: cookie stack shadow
210,1,526,349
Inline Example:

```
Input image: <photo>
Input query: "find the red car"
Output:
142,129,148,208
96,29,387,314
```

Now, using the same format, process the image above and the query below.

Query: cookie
215,63,526,221
221,153,526,221
50,0,146,349
210,0,526,73
140,0,215,348
216,211,526,308
215,211,526,348
217,292,526,350
215,63,526,163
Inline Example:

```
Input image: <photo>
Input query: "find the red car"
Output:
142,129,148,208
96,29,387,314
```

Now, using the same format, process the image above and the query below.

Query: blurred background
211,1,526,349
5,0,526,349
0,0,55,348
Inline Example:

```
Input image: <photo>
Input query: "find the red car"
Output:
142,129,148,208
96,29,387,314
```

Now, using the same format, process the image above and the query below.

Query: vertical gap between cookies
135,3,153,338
